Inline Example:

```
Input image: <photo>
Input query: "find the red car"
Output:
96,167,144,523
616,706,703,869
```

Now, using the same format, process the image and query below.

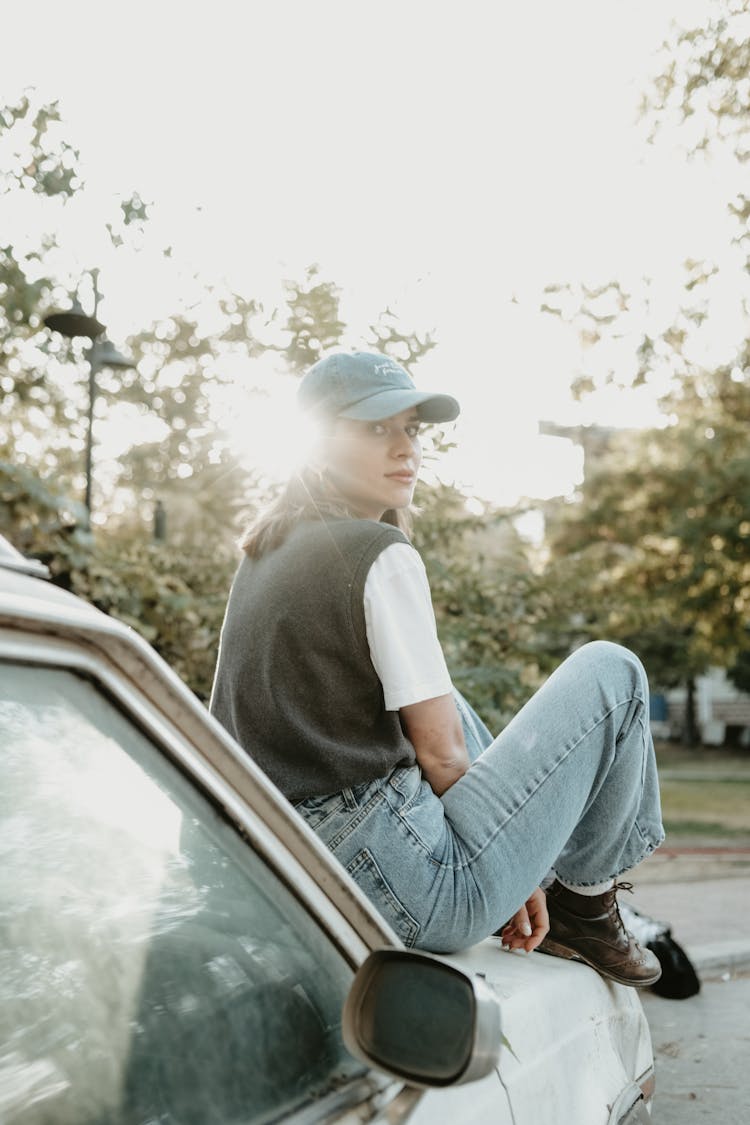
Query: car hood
408,938,653,1125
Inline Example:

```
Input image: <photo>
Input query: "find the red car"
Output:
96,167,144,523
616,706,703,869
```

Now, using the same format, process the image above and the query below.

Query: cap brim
338,389,460,423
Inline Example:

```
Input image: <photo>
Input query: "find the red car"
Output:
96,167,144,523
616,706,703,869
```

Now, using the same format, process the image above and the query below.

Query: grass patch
659,776,750,837
662,819,750,839
654,741,750,774
653,741,750,836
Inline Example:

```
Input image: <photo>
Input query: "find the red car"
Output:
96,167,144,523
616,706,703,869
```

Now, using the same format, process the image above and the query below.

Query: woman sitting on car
210,351,664,987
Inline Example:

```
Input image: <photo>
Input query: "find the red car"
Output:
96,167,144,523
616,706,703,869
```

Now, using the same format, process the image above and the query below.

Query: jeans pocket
387,766,447,856
346,848,420,948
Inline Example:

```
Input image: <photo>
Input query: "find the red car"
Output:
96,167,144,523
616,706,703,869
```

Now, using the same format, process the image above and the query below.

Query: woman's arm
399,693,471,796
364,545,468,793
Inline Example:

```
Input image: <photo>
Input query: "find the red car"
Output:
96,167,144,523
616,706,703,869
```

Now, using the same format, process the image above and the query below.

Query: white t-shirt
363,543,453,710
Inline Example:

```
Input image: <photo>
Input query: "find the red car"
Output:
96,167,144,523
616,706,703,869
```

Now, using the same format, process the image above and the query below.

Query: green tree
644,0,750,166
0,458,236,700
274,265,347,373
534,1,750,741
542,359,750,738
413,485,553,732
1,89,548,718
0,93,86,477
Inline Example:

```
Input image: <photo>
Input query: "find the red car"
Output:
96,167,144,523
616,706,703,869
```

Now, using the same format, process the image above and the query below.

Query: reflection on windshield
0,663,363,1124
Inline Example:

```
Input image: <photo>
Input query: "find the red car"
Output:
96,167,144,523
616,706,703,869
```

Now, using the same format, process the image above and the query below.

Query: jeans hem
553,825,665,887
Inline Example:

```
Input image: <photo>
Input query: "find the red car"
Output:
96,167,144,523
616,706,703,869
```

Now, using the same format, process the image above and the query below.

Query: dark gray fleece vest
209,517,417,800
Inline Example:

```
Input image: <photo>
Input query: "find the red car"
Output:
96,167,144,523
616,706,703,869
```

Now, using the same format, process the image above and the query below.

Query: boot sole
537,936,662,989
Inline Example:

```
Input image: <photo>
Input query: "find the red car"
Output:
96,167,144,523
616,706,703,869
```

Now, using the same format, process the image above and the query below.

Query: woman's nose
391,430,414,456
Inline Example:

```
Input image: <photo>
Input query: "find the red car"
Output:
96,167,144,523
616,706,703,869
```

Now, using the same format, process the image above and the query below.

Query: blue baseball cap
297,351,460,423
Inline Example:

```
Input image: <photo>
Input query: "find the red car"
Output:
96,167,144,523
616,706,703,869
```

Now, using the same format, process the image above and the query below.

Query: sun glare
217,377,321,484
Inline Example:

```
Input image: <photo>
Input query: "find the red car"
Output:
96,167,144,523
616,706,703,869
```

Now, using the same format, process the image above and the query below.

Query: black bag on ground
646,930,701,999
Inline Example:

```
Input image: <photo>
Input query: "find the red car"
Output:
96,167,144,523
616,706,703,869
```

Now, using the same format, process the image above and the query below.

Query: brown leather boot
538,880,662,988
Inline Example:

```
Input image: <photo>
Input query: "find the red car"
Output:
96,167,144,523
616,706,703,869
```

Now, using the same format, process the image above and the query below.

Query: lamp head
43,298,105,339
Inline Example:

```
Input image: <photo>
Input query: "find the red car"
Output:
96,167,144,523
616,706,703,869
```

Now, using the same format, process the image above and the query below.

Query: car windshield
0,661,365,1124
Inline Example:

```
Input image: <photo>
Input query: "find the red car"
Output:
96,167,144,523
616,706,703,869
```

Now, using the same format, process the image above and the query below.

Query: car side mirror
342,948,502,1088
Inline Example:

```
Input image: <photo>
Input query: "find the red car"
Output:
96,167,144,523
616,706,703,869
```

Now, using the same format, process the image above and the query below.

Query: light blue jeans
293,641,664,953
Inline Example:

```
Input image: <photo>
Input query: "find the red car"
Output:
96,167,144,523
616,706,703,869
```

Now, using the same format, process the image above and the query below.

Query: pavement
627,840,750,976
640,972,750,1122
629,843,750,1120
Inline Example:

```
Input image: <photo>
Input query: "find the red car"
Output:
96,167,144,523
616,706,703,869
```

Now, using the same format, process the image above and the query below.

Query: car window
0,662,365,1125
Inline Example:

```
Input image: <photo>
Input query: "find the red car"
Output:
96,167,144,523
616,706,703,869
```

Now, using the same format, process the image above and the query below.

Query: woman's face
321,408,423,520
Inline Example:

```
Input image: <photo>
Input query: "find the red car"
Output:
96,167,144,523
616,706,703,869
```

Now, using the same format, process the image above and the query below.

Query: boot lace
607,882,634,926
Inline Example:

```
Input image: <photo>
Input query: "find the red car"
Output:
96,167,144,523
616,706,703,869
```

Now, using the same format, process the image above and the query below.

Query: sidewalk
628,842,750,975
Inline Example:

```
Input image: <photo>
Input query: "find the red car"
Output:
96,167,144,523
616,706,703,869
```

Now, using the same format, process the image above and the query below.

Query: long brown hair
240,465,414,559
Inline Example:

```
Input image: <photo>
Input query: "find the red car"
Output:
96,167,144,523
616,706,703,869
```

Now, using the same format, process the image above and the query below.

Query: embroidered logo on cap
372,360,406,381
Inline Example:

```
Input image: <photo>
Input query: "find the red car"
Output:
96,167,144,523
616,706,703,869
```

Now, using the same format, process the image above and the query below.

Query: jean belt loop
342,787,358,812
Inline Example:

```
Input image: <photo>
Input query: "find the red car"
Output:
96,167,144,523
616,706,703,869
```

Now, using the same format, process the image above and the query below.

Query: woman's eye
365,421,421,437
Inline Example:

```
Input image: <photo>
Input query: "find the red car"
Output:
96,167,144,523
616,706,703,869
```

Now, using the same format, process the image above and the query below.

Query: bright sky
4,0,745,506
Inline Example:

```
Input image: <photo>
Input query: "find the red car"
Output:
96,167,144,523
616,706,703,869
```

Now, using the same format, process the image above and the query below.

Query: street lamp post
43,269,134,525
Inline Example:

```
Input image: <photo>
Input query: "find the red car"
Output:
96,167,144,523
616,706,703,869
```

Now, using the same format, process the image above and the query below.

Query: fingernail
521,923,532,937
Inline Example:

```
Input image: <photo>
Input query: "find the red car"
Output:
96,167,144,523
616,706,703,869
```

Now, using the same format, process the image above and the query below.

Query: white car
0,535,654,1124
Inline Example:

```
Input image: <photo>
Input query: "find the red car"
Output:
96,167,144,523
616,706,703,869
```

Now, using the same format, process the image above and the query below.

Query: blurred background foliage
2,0,750,737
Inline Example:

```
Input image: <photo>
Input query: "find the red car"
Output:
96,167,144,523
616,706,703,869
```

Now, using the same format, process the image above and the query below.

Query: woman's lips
386,472,415,483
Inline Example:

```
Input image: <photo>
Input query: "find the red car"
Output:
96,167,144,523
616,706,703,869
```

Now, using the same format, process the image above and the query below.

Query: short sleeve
363,543,453,710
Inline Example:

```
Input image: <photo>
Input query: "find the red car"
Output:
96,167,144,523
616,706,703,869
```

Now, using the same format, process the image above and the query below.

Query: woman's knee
570,640,648,697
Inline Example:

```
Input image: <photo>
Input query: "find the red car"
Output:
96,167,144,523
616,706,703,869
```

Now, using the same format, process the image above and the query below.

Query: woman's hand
499,887,550,953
